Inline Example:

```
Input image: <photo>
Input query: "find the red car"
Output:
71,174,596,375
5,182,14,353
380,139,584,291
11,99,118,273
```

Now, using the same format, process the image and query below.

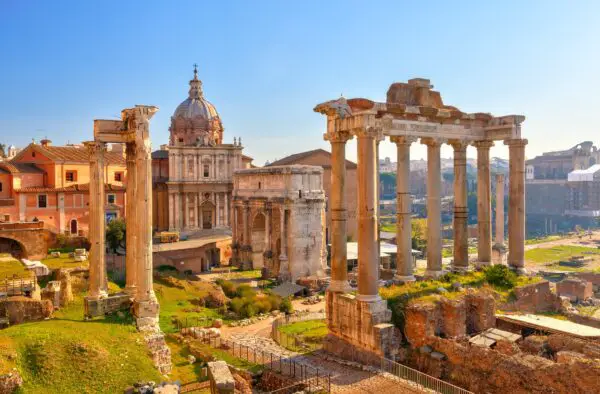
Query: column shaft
85,141,108,299
327,136,352,292
423,138,442,277
495,174,505,245
451,141,469,271
356,129,380,301
475,141,493,265
392,137,415,281
183,192,188,229
506,139,528,272
279,208,289,276
125,142,137,296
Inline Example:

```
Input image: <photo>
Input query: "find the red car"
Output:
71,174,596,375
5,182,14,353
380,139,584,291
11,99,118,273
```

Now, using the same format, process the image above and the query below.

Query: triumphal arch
315,78,526,362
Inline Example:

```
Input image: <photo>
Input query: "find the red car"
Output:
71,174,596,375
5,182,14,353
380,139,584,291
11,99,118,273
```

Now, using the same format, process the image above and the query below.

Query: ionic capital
472,140,495,150
420,137,445,147
324,130,353,144
448,139,470,152
390,136,418,146
504,138,528,148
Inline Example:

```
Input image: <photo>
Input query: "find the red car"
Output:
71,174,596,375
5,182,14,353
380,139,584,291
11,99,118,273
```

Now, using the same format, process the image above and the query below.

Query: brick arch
0,225,55,260
0,236,27,259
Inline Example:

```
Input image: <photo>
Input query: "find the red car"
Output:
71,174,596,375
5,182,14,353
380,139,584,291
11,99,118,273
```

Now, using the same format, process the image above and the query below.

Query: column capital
390,136,418,146
504,138,528,147
352,126,382,139
472,140,495,150
448,139,470,151
324,130,353,143
84,141,107,156
420,137,444,147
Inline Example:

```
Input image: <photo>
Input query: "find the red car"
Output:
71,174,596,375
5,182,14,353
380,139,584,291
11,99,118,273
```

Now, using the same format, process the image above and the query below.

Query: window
203,164,210,178
258,182,261,189
188,159,194,175
0,182,3,192
107,194,116,204
32,152,36,158
65,171,77,182
38,194,47,208
114,172,123,182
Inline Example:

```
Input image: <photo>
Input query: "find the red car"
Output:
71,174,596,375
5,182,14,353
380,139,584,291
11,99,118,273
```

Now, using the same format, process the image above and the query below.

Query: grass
0,257,28,278
277,320,328,340
524,235,563,245
525,245,600,264
166,336,208,384
41,255,89,270
0,288,162,393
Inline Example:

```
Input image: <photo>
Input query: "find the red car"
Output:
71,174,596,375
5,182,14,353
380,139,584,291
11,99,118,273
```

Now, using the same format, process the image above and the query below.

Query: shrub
483,264,517,289
235,284,254,298
280,297,293,314
217,280,238,298
157,265,178,272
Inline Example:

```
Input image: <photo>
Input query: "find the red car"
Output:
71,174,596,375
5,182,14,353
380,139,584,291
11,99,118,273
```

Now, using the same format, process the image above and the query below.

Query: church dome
172,66,220,121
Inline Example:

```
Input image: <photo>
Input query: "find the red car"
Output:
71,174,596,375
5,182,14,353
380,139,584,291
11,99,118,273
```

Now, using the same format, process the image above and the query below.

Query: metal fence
271,312,326,353
175,316,214,331
192,330,331,393
0,274,37,298
380,357,473,394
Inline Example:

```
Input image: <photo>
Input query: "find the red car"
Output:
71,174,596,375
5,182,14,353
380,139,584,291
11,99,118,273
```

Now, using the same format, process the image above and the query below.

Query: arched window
70,219,78,235
0,182,3,192
203,164,210,177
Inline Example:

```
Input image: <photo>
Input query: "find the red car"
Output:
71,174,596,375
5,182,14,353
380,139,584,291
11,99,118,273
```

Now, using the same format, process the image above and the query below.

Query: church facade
152,67,252,233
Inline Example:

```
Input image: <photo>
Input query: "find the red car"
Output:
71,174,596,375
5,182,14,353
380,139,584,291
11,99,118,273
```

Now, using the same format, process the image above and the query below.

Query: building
267,149,358,242
152,67,252,233
232,165,327,280
565,164,600,217
0,140,127,237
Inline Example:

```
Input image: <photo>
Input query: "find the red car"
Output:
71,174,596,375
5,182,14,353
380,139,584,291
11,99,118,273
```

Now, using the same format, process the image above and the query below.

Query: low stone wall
572,272,600,289
408,336,600,394
502,281,561,313
0,296,53,325
324,291,401,365
556,279,593,302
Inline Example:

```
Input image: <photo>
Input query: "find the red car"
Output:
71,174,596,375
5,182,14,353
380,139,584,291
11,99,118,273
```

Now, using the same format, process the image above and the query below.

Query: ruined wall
502,281,561,313
556,279,593,302
0,297,53,325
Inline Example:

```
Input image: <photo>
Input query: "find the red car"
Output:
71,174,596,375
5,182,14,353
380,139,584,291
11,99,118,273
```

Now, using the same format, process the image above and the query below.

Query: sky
1,1,599,165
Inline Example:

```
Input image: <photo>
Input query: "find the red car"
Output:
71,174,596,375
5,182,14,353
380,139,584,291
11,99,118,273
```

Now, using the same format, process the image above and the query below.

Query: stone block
0,296,53,325
84,293,132,318
208,361,235,394
440,298,467,339
465,289,496,334
556,279,593,303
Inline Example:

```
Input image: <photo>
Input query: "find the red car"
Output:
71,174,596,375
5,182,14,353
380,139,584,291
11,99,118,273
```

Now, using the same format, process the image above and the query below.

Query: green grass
277,320,328,340
186,342,263,374
1,290,161,393
524,235,563,245
524,245,600,264
0,257,28,278
41,255,89,270
166,336,209,384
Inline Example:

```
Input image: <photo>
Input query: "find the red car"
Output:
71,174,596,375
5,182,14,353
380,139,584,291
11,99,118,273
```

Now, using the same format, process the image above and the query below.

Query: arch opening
251,213,266,269
0,237,26,260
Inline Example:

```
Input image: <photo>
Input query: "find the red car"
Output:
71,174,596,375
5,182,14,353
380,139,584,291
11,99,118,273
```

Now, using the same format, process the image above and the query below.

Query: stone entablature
232,165,327,281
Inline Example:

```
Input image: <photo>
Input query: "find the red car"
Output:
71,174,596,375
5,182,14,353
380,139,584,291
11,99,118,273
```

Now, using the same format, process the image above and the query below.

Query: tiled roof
267,148,357,169
242,154,254,161
0,162,45,174
15,183,125,193
152,150,169,159
14,143,126,166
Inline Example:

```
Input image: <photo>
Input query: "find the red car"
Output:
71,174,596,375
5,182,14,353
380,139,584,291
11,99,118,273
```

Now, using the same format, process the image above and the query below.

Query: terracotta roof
15,183,125,193
267,149,357,169
242,154,254,161
14,143,126,166
152,150,169,159
0,162,45,174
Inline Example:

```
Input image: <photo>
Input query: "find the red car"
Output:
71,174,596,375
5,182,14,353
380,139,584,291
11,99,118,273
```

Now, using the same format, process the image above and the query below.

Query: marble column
495,174,505,245
125,142,137,296
325,131,353,293
279,207,289,277
183,192,188,229
450,140,469,272
474,140,494,266
422,138,443,278
505,139,528,273
194,193,199,228
391,136,416,282
264,205,271,251
225,193,230,227
355,127,380,302
168,193,175,230
85,141,108,300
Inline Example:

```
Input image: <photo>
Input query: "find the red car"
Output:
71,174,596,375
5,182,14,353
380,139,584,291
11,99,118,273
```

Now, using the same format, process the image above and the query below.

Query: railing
271,312,326,352
176,316,214,331
0,274,37,297
192,330,331,393
380,357,473,394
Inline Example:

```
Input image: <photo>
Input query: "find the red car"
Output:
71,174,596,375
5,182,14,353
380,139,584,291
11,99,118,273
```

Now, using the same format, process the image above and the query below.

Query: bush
235,284,254,298
280,297,293,314
217,280,238,298
157,265,178,272
483,264,517,289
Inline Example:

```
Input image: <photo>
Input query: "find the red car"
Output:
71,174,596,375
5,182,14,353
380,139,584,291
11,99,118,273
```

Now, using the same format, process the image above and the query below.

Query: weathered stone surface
144,332,172,375
503,281,561,313
404,302,438,347
439,298,466,339
0,296,52,325
519,335,548,356
0,371,23,394
207,361,235,393
56,269,73,306
556,279,593,302
465,289,496,333
547,334,600,359
556,350,588,364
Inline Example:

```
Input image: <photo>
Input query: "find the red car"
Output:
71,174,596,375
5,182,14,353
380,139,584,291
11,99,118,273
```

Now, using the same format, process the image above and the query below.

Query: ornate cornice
390,136,418,146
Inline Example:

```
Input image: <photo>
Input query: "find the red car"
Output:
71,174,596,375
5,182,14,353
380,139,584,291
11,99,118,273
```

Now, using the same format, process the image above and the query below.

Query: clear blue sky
1,1,599,164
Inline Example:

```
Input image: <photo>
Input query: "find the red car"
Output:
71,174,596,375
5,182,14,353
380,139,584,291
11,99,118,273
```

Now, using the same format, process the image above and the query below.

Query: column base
393,275,416,284
474,261,492,269
328,279,353,293
510,266,527,275
124,286,137,298
424,269,444,279
451,266,470,273
355,294,382,302
133,298,160,331
87,290,108,301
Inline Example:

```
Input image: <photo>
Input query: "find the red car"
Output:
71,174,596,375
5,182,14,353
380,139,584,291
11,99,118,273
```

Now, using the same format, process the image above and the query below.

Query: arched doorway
70,219,78,235
0,237,26,259
251,213,266,268
200,200,215,230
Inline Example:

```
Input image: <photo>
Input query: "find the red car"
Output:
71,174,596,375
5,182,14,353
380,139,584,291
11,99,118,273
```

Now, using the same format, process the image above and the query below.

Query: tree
0,144,5,158
411,218,428,251
106,218,126,254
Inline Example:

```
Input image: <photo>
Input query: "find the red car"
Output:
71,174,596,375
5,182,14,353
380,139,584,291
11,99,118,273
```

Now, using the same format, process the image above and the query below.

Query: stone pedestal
324,291,401,365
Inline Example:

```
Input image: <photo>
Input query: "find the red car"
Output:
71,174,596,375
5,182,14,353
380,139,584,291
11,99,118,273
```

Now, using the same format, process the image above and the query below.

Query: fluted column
391,136,417,282
505,139,528,273
125,142,137,296
194,193,199,228
355,127,381,302
324,131,353,293
422,137,443,278
495,174,505,245
474,140,494,266
85,141,108,300
450,140,469,272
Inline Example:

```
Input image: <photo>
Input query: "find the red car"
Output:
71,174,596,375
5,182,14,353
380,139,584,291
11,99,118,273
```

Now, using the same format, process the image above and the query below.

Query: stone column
168,193,174,230
225,193,229,227
194,193,199,228
450,140,469,272
495,174,505,245
279,207,289,278
216,192,221,227
391,136,416,282
422,138,443,278
505,139,528,273
125,142,137,296
85,141,108,299
243,203,250,247
264,204,271,252
183,192,188,229
324,131,353,293
474,140,494,266
355,127,380,302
